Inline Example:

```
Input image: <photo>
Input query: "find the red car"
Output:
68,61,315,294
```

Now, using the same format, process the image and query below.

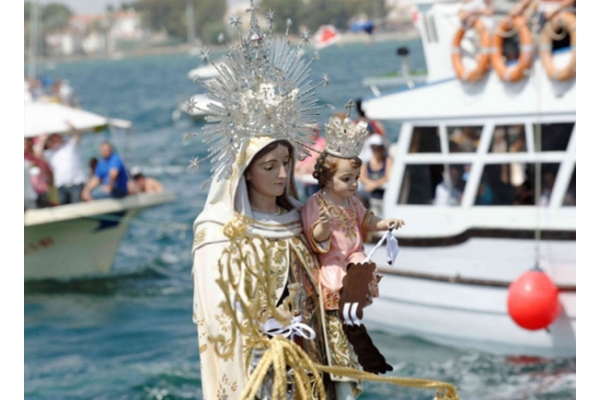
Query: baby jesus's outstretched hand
374,218,405,231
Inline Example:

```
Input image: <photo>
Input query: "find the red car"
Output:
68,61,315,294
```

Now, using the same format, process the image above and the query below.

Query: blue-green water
24,39,575,399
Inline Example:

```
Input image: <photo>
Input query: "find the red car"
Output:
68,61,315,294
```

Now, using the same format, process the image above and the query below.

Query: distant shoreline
28,29,420,66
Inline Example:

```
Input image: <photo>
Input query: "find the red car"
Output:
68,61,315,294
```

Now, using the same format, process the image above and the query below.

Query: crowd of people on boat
24,125,163,211
25,76,77,107
424,123,575,207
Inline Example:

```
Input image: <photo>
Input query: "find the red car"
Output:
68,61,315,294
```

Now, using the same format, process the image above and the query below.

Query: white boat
361,0,575,357
24,102,176,280
172,93,222,122
187,61,224,82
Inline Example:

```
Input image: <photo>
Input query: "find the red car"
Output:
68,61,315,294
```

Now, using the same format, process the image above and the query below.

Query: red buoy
507,269,560,330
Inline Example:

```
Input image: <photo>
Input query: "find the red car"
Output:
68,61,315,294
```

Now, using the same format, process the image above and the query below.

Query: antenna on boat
27,0,40,82
533,118,542,270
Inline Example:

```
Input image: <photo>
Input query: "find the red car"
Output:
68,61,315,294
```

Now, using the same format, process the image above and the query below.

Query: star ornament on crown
324,110,368,159
191,0,329,182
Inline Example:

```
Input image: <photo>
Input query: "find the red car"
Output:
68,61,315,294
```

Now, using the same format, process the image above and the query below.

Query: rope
317,365,460,400
496,25,518,38
546,24,569,41
241,336,460,400
241,336,326,399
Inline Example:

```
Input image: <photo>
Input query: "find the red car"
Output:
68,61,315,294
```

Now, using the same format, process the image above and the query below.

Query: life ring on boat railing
451,19,491,82
491,16,533,82
539,12,576,81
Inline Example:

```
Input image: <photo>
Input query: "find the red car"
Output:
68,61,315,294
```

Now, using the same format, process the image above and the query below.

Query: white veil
192,136,304,253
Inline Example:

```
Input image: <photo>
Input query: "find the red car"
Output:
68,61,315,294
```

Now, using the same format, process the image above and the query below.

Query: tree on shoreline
257,0,388,33
25,2,73,56
134,0,227,45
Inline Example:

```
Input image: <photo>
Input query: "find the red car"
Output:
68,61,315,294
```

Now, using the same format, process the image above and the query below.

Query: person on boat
24,137,54,208
354,99,386,138
39,124,87,205
539,170,556,206
358,134,393,215
434,164,466,206
301,113,404,383
450,127,478,153
129,173,164,194
81,142,129,200
88,157,98,178
294,123,326,201
355,99,387,163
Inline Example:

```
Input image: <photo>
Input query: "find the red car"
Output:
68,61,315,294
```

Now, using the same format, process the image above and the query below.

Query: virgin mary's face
245,143,291,200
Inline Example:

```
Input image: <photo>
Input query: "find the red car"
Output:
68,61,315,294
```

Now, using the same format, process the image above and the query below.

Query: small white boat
187,60,227,82
172,93,222,122
25,193,175,280
24,102,176,280
362,0,576,357
187,64,219,81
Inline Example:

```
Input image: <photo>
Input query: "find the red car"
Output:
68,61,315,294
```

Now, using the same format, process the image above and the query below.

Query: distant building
385,0,418,32
44,9,147,56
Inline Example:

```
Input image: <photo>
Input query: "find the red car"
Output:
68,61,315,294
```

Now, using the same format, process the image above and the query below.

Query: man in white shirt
42,123,87,205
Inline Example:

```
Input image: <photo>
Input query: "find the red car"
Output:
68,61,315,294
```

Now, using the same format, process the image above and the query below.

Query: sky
28,0,249,15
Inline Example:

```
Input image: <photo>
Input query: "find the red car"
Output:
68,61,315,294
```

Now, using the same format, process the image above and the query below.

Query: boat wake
24,266,172,296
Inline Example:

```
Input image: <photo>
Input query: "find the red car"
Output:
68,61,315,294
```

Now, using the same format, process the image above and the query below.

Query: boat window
424,15,438,43
536,122,574,152
409,126,441,153
475,163,560,206
398,164,442,205
447,125,483,153
563,167,576,206
489,124,526,153
398,163,471,206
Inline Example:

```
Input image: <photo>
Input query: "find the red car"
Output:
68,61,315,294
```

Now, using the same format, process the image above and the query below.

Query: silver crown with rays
186,0,329,181
324,101,369,159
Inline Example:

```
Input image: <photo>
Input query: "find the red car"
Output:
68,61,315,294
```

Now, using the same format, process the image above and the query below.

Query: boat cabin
362,0,575,240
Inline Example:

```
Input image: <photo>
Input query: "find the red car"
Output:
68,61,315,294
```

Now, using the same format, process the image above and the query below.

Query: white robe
191,137,359,399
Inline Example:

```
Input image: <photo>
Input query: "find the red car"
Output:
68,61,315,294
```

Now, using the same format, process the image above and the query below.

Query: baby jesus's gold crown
324,111,368,159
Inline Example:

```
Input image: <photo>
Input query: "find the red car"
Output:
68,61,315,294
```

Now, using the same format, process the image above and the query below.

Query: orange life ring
451,19,491,82
539,12,576,81
491,16,533,82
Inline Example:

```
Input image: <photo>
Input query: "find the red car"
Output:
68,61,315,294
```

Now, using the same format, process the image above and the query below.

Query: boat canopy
24,102,132,138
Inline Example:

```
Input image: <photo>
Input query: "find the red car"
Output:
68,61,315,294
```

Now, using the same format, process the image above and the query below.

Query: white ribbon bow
260,315,317,340
365,230,400,267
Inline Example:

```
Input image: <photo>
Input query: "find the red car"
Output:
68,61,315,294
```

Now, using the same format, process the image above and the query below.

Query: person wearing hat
359,134,393,213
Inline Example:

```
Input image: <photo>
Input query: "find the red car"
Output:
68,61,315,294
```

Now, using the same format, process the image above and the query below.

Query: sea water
24,39,575,399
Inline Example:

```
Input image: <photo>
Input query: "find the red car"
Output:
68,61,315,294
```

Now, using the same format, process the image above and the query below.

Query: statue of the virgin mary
190,4,360,399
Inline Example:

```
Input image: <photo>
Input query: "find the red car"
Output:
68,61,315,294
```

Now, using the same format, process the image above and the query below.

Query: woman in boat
358,134,393,214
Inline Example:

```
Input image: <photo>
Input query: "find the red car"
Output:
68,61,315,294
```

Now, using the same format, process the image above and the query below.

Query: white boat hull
24,193,175,280
25,209,138,280
364,237,575,357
